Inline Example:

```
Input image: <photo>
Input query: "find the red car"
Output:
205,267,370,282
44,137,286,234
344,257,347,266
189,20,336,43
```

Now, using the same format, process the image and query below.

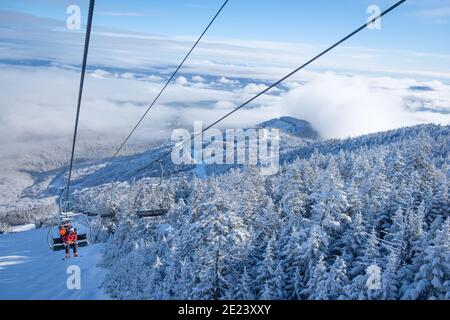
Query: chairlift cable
66,0,95,204
134,0,407,175
103,0,229,169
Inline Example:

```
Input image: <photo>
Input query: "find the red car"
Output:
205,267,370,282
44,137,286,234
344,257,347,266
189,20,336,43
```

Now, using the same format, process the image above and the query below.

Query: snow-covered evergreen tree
323,256,349,300
406,218,450,300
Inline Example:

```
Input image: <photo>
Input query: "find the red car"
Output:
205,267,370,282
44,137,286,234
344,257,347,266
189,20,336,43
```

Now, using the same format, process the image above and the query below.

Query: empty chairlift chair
134,161,170,218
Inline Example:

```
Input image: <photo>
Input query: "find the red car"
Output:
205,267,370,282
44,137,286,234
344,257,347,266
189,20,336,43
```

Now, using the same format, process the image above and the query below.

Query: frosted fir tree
176,257,196,299
309,159,351,234
362,159,391,229
234,266,254,300
277,165,309,219
351,153,372,193
303,254,327,300
145,235,174,299
407,218,450,299
255,236,277,299
159,245,180,299
387,149,407,184
391,174,414,213
188,178,217,222
281,189,308,219
405,204,427,267
365,228,381,262
381,250,400,300
235,167,271,219
412,201,426,240
260,280,273,300
189,198,250,299
385,207,404,245
273,262,285,299
343,211,368,277
429,171,448,224
323,256,350,300
100,217,136,268
408,170,429,211
346,179,364,218
298,225,328,297
292,266,304,300
398,208,417,265
279,224,304,299
347,227,382,299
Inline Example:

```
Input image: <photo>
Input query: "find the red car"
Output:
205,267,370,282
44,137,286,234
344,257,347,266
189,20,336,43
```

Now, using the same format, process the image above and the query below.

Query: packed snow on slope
9,224,36,233
0,227,109,299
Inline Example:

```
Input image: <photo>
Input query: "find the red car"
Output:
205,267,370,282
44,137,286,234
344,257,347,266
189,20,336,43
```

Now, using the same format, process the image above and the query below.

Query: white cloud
2,10,450,83
241,83,269,95
1,65,449,156
175,76,189,86
280,72,450,139
1,9,449,209
217,77,239,85
120,72,136,80
214,101,236,110
192,75,205,82
91,69,111,79
0,10,449,167
143,75,163,82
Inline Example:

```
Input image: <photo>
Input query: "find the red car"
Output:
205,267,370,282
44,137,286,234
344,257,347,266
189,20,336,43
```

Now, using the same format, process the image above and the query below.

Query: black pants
65,242,78,255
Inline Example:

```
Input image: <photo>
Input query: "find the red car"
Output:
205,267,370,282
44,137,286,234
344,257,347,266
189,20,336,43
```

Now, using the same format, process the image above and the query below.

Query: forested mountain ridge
1,116,320,228
97,122,449,300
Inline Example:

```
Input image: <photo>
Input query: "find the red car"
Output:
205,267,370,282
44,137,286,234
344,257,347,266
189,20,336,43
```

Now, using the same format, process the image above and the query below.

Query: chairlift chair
99,196,119,219
134,161,170,218
99,208,117,219
47,188,91,251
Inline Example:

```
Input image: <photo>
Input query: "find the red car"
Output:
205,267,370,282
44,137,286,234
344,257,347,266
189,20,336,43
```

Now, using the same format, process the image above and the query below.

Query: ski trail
0,227,109,299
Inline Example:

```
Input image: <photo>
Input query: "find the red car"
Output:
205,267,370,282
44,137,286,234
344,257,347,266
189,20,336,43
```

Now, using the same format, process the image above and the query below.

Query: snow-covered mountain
0,120,448,300
97,122,449,300
0,117,320,228
258,116,320,140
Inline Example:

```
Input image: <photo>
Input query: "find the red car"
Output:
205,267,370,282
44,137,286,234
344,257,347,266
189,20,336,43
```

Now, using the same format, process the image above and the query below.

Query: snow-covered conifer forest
84,122,449,300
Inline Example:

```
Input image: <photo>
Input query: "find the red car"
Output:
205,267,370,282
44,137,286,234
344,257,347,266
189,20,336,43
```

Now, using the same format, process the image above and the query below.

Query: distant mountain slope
258,116,320,140
19,117,321,198
2,119,449,229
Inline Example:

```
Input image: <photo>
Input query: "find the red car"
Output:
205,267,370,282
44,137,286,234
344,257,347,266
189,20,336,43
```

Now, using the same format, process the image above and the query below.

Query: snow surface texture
0,227,108,299
9,224,36,233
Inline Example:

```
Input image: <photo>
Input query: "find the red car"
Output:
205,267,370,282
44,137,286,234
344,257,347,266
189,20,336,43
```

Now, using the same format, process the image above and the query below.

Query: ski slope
0,227,109,299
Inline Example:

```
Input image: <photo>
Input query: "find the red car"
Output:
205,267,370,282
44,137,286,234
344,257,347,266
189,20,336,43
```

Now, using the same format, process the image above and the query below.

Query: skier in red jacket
63,227,79,258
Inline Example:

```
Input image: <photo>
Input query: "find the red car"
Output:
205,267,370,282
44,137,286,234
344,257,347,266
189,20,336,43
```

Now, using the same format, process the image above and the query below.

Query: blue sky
0,0,449,149
1,0,450,55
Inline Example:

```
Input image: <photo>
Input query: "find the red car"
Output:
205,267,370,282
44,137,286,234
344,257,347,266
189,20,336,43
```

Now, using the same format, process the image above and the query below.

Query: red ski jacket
62,232,77,244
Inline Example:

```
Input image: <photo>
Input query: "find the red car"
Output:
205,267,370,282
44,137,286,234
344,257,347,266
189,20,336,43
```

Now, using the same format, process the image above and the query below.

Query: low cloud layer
1,64,449,155
282,72,450,139
0,10,449,162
